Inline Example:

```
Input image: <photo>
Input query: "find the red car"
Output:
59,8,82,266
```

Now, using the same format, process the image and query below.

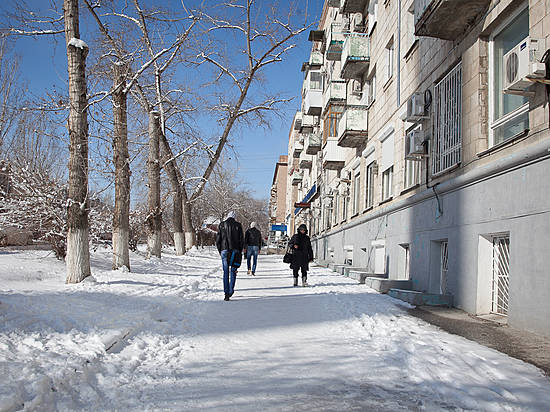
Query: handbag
283,245,294,264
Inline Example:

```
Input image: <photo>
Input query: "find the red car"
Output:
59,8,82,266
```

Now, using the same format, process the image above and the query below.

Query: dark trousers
293,267,307,279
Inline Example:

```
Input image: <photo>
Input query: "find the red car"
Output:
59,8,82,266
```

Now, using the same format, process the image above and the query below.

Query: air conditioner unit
405,92,428,122
405,130,427,158
352,15,365,32
503,37,546,95
351,79,363,95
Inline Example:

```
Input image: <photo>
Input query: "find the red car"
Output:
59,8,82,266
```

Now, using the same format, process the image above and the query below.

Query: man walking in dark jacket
216,211,244,301
244,222,262,275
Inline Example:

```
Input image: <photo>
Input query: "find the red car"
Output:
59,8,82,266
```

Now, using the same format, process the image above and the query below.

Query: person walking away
216,211,244,301
244,222,262,275
288,224,313,287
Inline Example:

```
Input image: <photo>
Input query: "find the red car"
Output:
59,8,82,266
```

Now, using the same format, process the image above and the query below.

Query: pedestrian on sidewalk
216,211,244,301
288,224,313,287
244,222,262,276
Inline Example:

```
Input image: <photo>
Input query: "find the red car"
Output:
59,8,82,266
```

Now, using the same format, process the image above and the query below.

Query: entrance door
492,236,510,315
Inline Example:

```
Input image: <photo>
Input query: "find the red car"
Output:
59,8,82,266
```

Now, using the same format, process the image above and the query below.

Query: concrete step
314,260,330,268
388,289,453,307
343,267,368,277
348,270,380,284
365,278,412,293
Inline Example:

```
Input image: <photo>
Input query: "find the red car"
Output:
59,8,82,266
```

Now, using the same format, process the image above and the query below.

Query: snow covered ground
1,247,549,411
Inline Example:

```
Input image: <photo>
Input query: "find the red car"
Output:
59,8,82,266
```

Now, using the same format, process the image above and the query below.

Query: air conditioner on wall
405,92,429,122
405,130,427,158
351,79,363,95
503,37,546,95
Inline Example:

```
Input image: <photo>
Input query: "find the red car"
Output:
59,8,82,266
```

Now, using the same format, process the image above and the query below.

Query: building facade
268,155,289,242
287,0,550,338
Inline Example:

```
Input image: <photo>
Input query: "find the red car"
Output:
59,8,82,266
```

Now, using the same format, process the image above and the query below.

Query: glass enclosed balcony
293,111,302,131
414,0,491,40
327,23,346,61
291,170,303,186
338,106,368,148
299,152,313,170
323,80,347,113
291,136,304,158
304,132,321,155
340,34,370,79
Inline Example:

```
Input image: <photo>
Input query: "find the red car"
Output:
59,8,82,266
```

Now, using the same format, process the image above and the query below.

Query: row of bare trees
0,0,311,283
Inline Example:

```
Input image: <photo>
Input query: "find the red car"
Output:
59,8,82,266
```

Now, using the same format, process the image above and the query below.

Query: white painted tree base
147,232,161,258
174,232,185,255
185,232,195,251
66,227,91,283
112,229,130,270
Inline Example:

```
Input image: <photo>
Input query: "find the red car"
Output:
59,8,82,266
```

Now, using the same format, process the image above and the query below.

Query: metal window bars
492,236,510,315
432,62,462,175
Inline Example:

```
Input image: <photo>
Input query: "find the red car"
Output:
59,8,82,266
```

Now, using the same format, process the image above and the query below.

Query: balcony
301,114,316,132
304,132,322,155
340,34,370,79
293,111,302,131
326,23,346,61
291,136,304,158
338,106,368,148
414,0,491,40
322,139,347,170
323,80,347,113
340,0,369,14
309,50,324,67
291,171,303,186
299,152,313,170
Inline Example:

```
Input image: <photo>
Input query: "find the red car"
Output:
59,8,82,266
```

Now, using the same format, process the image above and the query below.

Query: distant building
268,155,289,242
287,0,550,338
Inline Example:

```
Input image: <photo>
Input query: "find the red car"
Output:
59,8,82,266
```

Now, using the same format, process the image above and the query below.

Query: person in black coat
216,211,244,301
288,224,314,287
244,222,262,275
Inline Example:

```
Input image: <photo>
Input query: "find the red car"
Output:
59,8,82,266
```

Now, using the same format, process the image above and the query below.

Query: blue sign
271,224,287,232
295,183,317,216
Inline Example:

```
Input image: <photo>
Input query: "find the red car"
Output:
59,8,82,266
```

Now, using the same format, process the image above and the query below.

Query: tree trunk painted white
64,0,91,283
112,62,130,270
159,134,184,255
182,189,195,251
146,111,162,258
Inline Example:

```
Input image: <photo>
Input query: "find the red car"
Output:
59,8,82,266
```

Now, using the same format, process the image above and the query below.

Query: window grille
440,241,448,294
432,63,462,175
492,236,510,315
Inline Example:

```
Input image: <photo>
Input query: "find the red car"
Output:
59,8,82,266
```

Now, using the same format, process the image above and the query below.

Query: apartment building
268,155,289,241
287,0,550,338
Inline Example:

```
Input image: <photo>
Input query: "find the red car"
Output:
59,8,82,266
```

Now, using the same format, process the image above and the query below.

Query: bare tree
64,0,91,283
179,0,312,249
146,110,161,257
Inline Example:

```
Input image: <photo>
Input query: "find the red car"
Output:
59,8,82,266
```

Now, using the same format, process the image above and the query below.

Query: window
368,0,378,34
404,159,420,189
432,62,462,175
490,7,529,146
404,3,418,56
323,106,343,144
342,194,348,221
310,71,323,90
365,161,375,209
366,72,376,106
352,170,360,215
384,38,394,84
382,166,393,200
333,194,339,226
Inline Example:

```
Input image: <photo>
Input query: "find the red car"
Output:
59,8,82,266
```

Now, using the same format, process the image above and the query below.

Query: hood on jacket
225,211,236,220
297,224,308,234
250,221,257,228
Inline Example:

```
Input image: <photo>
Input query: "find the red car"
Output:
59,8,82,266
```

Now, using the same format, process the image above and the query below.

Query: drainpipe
397,0,402,107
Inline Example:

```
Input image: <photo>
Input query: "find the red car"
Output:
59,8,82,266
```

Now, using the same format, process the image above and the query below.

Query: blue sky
5,0,323,200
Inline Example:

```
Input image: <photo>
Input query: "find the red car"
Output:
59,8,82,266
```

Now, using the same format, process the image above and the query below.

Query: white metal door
492,236,510,315
440,241,448,294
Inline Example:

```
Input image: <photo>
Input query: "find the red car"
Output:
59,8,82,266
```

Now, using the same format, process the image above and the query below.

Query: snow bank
1,247,549,411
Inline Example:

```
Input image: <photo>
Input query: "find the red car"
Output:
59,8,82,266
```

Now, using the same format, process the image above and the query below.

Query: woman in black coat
288,224,314,287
